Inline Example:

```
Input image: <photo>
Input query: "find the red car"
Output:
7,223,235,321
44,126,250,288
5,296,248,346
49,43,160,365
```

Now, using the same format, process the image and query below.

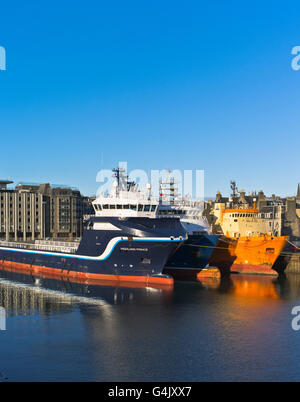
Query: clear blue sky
0,0,299,197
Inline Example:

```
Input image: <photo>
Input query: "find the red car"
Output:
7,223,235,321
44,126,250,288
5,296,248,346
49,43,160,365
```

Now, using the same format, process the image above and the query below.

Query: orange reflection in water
199,274,280,300
230,275,279,300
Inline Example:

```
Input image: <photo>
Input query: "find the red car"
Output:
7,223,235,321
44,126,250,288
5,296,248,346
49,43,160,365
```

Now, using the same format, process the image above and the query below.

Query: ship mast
112,167,136,193
159,172,179,205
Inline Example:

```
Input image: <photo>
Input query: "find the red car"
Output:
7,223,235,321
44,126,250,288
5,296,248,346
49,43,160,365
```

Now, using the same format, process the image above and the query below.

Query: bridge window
138,204,143,211
103,204,109,209
117,205,122,209
130,205,137,210
144,205,150,212
151,205,156,212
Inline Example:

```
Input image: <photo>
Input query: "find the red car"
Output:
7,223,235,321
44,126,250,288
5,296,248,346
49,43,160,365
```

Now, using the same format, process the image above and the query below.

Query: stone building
0,181,94,242
34,183,84,239
0,180,47,241
282,184,300,240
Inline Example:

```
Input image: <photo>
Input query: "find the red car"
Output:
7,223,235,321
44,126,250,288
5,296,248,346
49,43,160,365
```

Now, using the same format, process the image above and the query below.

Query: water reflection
1,269,300,381
196,273,300,301
0,269,173,316
0,269,300,315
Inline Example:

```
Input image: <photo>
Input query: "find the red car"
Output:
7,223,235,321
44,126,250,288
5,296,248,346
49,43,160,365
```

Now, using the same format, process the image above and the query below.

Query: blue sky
0,0,299,197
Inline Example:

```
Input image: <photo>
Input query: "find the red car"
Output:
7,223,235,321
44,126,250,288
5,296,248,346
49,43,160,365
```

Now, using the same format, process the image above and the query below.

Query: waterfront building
36,183,84,239
0,180,94,242
0,181,47,241
282,184,300,240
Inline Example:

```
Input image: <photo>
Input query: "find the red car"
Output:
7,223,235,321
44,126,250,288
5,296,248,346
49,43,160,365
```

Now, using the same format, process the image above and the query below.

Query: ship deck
0,240,80,254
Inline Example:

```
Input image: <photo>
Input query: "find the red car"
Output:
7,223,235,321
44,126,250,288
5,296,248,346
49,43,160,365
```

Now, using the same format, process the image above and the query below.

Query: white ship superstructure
93,181,159,219
158,175,210,235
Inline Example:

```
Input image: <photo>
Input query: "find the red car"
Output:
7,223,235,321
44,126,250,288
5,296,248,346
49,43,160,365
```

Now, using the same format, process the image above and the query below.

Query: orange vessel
210,206,288,275
230,234,287,275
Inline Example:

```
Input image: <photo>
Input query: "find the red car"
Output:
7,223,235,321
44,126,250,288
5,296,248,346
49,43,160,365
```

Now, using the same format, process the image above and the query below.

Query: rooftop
0,180,13,185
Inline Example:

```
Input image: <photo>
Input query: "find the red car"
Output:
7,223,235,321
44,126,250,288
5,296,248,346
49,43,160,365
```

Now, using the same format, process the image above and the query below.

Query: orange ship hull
230,235,288,275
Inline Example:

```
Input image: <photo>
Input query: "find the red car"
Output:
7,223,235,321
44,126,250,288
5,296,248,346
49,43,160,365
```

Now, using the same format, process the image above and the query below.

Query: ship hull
229,235,288,275
230,263,278,276
209,236,237,276
0,241,177,285
0,217,186,286
163,234,220,279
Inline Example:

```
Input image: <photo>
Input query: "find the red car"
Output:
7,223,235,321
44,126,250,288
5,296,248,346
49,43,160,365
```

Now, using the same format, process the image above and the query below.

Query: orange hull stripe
231,264,278,276
223,208,259,214
0,260,174,286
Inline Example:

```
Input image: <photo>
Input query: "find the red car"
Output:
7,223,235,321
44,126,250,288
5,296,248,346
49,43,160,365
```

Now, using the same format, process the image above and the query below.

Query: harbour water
0,269,300,382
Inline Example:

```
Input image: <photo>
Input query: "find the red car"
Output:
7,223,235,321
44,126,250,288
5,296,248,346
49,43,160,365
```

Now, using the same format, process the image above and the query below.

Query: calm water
0,269,300,382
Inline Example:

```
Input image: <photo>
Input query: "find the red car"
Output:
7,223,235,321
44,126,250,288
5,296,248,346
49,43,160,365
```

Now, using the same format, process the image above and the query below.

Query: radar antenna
112,167,136,191
230,181,237,198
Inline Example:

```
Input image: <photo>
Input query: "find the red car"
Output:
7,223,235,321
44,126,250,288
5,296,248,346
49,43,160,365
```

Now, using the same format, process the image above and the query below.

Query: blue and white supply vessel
157,178,220,278
0,170,187,286
163,201,220,277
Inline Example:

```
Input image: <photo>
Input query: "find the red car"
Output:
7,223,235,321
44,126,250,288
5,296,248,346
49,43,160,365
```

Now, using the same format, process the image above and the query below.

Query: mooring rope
287,240,300,251
185,244,231,250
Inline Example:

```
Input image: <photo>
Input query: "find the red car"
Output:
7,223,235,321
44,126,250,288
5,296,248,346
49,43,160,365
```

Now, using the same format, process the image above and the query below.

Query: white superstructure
158,175,210,235
92,169,210,235
93,169,159,218
158,199,211,235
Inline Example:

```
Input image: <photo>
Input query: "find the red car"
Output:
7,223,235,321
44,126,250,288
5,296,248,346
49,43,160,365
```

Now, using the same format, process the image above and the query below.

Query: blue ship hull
163,234,221,279
0,217,186,286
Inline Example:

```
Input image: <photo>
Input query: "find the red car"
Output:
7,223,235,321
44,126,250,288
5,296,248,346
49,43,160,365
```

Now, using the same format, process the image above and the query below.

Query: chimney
258,190,265,200
239,189,247,204
216,191,222,203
